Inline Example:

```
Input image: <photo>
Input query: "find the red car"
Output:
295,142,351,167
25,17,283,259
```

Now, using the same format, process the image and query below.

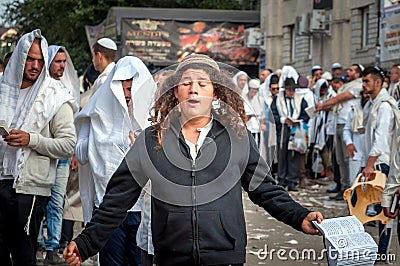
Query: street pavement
244,180,399,265
65,180,399,266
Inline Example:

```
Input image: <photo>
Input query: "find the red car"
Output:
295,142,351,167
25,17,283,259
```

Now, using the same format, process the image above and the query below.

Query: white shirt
185,118,213,160
245,94,264,133
343,108,365,163
337,93,360,125
366,100,394,166
326,88,337,135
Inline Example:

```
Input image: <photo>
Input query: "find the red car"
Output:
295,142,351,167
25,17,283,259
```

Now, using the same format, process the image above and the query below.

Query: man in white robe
75,56,156,265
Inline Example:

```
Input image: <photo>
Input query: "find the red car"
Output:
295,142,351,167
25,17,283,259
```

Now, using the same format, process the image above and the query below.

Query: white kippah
248,79,260,89
97,38,117,51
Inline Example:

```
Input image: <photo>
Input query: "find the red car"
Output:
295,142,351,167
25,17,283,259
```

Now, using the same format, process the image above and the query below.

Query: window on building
290,25,296,62
308,35,313,60
362,7,369,48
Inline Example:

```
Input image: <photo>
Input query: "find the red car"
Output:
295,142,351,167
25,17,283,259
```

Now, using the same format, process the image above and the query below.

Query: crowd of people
241,62,400,260
0,28,399,266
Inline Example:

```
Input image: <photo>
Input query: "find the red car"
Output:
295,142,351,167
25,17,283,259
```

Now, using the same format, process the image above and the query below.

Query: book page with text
312,216,364,237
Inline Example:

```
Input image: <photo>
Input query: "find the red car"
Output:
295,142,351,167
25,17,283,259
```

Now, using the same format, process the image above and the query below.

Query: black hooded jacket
74,119,311,266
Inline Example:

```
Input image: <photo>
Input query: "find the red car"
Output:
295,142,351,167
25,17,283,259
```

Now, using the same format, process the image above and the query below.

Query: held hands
2,129,30,147
63,241,82,266
302,211,324,235
129,130,142,147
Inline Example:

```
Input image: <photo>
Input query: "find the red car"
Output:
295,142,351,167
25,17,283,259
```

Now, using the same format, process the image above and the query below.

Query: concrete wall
261,0,382,76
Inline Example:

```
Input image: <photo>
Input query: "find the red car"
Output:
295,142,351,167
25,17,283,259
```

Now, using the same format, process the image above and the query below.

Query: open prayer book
313,216,377,266
305,106,318,119
288,116,302,123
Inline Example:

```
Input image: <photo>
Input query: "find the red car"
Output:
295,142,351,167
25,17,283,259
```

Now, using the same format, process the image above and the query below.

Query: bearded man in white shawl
0,29,76,266
74,56,156,265
232,70,249,96
36,45,81,264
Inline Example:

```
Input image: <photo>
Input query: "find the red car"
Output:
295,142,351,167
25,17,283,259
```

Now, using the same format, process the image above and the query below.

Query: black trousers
60,219,75,249
0,180,48,266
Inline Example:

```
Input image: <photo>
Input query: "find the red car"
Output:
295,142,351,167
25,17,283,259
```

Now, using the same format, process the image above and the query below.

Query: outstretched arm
301,211,324,235
64,159,145,263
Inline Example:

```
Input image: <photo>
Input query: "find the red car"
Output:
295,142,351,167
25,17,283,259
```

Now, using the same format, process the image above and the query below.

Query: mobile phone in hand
0,126,9,136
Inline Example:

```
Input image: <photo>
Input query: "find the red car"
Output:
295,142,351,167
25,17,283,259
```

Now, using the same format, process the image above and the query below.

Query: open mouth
187,99,200,104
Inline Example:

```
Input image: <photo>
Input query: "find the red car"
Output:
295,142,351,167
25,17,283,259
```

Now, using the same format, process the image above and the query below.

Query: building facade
260,0,398,76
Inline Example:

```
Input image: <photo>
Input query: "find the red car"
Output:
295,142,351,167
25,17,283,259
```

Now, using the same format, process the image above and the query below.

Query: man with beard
0,29,76,266
315,64,363,200
37,45,80,265
361,66,400,260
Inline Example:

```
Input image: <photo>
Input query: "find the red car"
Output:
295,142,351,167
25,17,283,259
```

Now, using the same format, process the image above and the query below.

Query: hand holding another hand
63,241,82,266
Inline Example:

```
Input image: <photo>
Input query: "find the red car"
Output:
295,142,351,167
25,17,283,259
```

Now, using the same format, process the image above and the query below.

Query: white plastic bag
292,126,307,154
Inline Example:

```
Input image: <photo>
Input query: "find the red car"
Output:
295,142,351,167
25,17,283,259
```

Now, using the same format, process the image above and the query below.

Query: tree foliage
1,0,258,73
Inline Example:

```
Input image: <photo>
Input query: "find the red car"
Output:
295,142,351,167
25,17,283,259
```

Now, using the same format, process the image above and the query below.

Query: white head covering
232,70,249,96
248,78,260,90
321,71,333,81
314,78,329,101
278,65,299,90
48,45,80,111
97,38,117,51
75,56,156,220
0,29,73,178
331,62,342,69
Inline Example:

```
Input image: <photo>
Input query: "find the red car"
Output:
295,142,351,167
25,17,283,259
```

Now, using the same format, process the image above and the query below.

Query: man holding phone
0,29,76,266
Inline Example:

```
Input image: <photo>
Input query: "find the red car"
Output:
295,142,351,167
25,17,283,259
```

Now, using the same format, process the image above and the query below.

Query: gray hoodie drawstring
23,195,36,235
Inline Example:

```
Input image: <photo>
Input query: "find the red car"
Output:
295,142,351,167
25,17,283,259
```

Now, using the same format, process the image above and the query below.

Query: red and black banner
121,19,259,65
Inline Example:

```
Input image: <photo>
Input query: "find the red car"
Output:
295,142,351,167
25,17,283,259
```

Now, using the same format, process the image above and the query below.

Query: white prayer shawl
75,56,156,222
259,74,273,105
310,79,329,150
278,65,299,90
232,71,249,96
276,91,302,121
79,62,115,107
333,78,363,114
0,29,73,179
364,89,400,168
276,91,303,147
48,45,80,111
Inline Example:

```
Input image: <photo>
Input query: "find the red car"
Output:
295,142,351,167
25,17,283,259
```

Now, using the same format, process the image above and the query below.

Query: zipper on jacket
191,159,200,265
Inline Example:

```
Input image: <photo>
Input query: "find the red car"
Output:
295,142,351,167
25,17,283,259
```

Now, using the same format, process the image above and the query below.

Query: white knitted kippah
176,54,220,72
97,38,117,51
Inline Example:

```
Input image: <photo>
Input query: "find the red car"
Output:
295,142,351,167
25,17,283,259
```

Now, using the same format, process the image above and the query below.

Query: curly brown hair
149,63,247,147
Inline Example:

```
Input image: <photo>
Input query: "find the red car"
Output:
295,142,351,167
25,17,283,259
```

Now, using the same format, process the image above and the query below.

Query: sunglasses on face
270,87,279,91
